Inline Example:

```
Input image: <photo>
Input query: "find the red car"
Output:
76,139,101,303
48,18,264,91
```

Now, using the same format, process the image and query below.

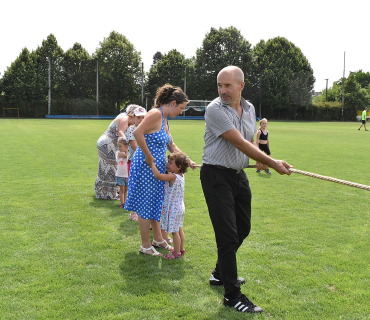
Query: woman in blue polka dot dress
125,84,195,256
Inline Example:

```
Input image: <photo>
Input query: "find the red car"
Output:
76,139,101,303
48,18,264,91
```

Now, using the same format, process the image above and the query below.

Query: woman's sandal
152,239,173,251
164,250,181,260
139,245,162,256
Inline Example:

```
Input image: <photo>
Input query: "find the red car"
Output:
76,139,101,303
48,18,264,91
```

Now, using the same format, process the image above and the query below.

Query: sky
1,0,368,93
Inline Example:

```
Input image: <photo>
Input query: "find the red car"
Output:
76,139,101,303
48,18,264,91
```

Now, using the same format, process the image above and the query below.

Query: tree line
312,70,370,121
0,26,346,119
0,32,141,117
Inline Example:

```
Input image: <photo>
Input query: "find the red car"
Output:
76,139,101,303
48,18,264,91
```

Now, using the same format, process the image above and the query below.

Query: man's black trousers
200,164,252,300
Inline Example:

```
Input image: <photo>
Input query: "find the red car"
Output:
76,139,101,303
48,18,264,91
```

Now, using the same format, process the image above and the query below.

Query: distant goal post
3,108,20,118
183,100,212,115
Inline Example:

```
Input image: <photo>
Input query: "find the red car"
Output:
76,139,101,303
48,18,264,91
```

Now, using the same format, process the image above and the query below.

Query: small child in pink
150,152,190,259
116,137,129,208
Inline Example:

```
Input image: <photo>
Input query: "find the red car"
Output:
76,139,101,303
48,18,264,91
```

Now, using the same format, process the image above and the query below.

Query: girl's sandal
180,249,185,255
166,237,173,244
152,239,173,251
139,245,162,256
164,250,181,260
129,213,138,221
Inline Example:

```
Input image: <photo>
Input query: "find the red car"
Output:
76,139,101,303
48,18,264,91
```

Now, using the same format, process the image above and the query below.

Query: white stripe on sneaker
210,275,221,282
235,302,249,312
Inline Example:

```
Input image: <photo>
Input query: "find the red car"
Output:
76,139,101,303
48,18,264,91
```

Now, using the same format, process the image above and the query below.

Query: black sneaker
209,272,246,286
224,294,263,313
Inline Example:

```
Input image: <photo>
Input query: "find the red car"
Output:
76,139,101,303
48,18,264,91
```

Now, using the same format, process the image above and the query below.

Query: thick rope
288,168,370,191
194,164,370,191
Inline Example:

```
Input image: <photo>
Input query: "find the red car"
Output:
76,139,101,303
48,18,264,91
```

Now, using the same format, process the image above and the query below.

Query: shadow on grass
209,284,224,296
89,195,128,217
118,219,139,236
119,251,186,296
254,172,273,179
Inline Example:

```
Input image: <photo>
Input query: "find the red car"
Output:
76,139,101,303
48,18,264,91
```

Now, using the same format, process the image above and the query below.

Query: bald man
200,66,292,313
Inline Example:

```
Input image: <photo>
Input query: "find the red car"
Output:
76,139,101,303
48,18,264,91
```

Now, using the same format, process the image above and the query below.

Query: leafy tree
0,34,64,117
0,48,39,116
94,31,142,112
350,70,370,89
312,86,338,103
145,49,187,101
247,40,266,117
58,43,94,99
342,73,368,119
152,52,163,65
194,26,253,100
250,37,315,119
324,85,339,102
365,85,370,103
33,34,64,102
183,57,198,99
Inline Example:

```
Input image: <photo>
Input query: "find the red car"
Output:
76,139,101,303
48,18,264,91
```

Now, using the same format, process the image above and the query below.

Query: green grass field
1,119,369,320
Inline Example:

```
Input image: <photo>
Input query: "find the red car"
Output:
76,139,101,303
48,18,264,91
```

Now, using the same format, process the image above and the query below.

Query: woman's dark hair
167,152,190,174
154,84,188,108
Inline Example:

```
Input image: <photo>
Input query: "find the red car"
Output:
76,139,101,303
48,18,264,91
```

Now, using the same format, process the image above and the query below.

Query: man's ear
240,81,245,91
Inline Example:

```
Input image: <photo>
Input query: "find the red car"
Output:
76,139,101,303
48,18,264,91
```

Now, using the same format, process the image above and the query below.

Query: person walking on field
255,118,272,174
358,107,368,131
200,66,292,314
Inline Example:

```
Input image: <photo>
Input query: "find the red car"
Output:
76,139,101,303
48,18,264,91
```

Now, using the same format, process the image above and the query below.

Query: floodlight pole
184,65,187,95
96,60,99,115
341,52,345,121
259,100,261,118
325,79,328,102
141,62,144,105
47,57,51,115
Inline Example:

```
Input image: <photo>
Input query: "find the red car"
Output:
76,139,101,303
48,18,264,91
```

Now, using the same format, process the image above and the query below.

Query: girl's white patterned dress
160,173,185,233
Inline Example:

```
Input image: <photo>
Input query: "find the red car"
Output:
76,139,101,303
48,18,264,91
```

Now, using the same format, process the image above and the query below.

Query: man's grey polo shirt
202,97,257,170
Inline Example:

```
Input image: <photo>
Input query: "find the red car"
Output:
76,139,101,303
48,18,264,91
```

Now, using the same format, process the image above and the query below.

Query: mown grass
0,119,369,319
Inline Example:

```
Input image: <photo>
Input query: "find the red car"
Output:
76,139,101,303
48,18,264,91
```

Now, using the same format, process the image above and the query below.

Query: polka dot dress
125,108,171,221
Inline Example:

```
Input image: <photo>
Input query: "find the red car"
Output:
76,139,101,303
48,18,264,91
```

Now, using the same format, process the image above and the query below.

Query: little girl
116,137,129,207
256,118,272,174
150,152,189,259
